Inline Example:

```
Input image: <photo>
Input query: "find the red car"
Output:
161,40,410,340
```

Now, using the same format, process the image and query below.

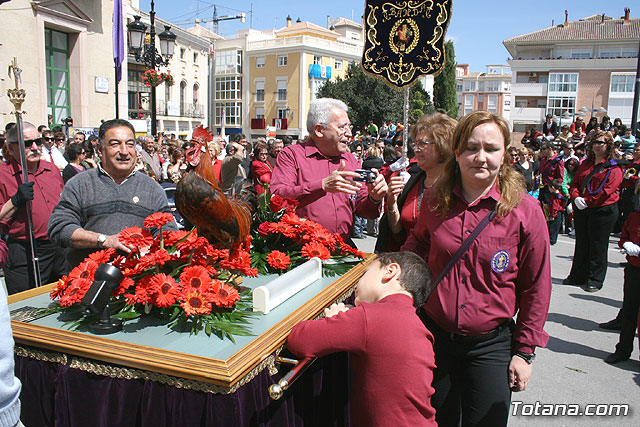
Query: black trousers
547,211,563,245
615,264,640,356
426,319,513,427
5,239,69,295
568,203,618,289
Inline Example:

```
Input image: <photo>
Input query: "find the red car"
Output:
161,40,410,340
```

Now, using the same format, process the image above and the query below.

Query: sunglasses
43,137,55,141
55,138,65,141
10,138,44,146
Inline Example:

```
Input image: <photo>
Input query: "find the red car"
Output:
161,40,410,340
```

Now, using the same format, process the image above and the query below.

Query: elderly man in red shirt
270,98,387,243
0,122,66,294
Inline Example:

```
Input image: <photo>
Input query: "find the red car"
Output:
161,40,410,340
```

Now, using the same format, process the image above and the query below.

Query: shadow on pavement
568,293,622,309
546,312,599,332
546,336,640,374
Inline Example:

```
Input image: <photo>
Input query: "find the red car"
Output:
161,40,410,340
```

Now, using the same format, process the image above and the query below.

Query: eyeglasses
330,122,352,134
10,138,44,146
412,140,435,151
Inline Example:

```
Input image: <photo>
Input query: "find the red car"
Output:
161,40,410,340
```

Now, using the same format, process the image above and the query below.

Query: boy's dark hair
376,252,433,307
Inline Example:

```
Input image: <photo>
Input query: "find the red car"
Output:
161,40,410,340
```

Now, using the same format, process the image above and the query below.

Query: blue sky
142,1,634,72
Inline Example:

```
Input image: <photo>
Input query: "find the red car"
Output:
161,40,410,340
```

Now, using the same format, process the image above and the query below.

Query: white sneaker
569,229,575,236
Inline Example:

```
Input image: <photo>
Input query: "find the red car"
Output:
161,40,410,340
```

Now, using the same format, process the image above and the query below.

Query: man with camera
270,98,387,243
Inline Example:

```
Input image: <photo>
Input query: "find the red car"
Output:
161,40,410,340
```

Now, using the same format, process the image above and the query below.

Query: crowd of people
0,100,639,427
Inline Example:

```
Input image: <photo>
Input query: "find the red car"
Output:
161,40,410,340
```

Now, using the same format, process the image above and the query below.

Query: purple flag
113,0,124,83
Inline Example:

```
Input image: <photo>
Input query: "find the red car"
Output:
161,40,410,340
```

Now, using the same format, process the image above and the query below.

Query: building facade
504,9,639,132
211,16,363,141
125,4,213,138
0,0,121,129
456,64,512,121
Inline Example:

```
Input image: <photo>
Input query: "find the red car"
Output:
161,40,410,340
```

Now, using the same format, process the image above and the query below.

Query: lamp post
127,0,176,137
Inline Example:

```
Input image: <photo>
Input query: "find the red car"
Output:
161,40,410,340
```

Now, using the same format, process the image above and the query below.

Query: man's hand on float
324,302,350,318
322,160,362,195
103,234,132,254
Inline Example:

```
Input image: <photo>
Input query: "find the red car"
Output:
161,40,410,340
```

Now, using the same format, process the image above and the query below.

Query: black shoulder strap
431,204,497,287
579,159,623,194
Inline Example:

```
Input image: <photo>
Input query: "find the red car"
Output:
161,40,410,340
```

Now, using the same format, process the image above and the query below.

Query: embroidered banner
362,0,453,89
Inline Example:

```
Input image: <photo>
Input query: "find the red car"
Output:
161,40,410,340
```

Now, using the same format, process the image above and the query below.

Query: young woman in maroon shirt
250,141,272,195
564,131,624,292
403,111,551,427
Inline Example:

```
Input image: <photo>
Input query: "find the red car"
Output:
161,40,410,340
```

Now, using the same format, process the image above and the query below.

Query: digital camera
353,169,376,183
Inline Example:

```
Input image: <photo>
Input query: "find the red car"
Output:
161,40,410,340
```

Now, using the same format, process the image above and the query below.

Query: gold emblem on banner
362,0,453,89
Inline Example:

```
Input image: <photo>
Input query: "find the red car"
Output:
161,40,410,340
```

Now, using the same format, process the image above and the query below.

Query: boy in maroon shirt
287,252,437,427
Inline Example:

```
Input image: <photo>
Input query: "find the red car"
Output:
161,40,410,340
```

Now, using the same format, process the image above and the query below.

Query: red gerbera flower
59,278,92,307
68,260,99,281
309,228,336,250
149,274,180,307
88,248,116,264
301,241,331,260
143,212,175,229
281,212,304,226
267,222,298,239
179,265,212,292
124,283,152,305
208,281,240,308
50,276,69,299
119,226,154,248
181,290,211,316
267,250,291,270
112,276,135,296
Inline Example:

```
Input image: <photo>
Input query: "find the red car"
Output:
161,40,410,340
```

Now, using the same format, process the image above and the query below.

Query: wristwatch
97,234,107,248
514,351,536,364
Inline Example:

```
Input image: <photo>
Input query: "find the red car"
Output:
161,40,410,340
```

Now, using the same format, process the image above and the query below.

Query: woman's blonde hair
430,111,525,218
411,113,458,163
366,146,381,158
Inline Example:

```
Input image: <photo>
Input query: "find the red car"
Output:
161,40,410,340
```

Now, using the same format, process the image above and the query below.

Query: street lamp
127,0,176,136
579,106,607,120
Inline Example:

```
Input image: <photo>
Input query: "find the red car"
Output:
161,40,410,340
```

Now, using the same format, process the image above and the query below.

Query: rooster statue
175,126,257,247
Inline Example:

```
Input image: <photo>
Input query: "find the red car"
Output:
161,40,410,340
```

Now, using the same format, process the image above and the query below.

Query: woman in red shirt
250,141,272,195
564,131,624,292
375,113,457,252
402,111,551,427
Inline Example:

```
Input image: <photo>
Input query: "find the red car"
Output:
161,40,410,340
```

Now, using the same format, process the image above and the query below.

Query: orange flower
88,248,116,264
143,212,175,229
149,274,180,307
179,265,212,292
301,241,331,260
267,222,298,239
267,250,291,270
68,260,99,281
181,290,211,316
119,226,154,248
281,212,304,226
112,276,135,297
309,228,336,250
208,281,240,308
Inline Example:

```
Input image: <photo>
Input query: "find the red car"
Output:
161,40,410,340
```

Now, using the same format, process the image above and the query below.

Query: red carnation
267,250,291,270
301,241,331,260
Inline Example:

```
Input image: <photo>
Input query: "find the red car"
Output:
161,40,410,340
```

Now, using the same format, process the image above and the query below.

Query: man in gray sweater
48,119,176,268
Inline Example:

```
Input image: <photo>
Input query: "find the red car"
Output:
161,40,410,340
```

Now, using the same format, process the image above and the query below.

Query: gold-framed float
9,254,375,391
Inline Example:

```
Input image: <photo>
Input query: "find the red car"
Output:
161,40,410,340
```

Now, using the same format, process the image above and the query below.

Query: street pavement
354,232,640,426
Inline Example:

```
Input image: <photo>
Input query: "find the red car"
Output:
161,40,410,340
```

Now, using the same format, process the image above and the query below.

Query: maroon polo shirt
402,184,551,354
620,211,640,268
539,154,565,186
270,139,381,239
569,158,624,207
0,159,63,240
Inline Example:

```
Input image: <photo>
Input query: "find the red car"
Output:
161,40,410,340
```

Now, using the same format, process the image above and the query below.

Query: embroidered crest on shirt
491,250,510,273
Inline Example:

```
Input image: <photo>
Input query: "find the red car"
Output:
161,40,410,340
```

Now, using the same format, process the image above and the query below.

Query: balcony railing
511,107,546,123
272,118,288,130
251,118,266,129
156,101,205,118
248,35,362,56
511,82,547,97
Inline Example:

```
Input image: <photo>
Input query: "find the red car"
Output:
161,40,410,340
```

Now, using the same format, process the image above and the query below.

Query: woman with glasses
251,141,272,195
375,113,457,252
62,144,87,184
403,111,551,427
564,131,624,292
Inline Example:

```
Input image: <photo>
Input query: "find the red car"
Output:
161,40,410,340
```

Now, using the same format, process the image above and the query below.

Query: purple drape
15,349,350,426
112,0,124,83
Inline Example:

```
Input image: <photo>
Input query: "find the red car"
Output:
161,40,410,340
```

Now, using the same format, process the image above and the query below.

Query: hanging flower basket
162,72,174,87
140,69,164,88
